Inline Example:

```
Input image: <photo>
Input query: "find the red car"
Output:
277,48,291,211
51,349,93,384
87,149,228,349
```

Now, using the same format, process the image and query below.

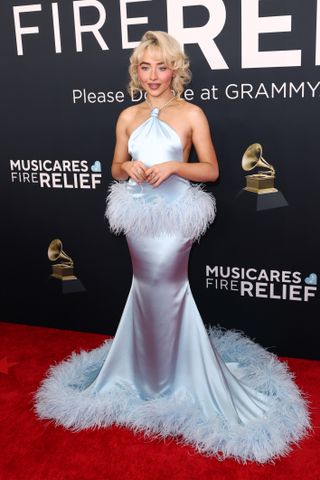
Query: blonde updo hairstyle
128,31,191,99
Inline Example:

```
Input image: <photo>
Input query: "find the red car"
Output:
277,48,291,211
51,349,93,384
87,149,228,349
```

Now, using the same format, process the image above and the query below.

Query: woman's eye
159,67,167,71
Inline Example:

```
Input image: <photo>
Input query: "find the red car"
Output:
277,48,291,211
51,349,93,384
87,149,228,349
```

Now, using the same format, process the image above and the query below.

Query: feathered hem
105,181,216,241
34,327,311,464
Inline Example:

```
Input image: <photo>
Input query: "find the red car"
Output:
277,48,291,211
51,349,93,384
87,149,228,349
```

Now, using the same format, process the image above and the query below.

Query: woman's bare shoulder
117,103,147,127
118,104,139,122
176,99,205,116
176,99,208,127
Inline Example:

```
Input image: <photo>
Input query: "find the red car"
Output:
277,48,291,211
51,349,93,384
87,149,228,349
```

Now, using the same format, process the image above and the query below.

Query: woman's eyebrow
139,61,166,66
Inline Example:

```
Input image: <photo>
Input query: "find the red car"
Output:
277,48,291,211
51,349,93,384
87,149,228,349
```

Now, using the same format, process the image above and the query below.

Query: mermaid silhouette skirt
34,108,310,462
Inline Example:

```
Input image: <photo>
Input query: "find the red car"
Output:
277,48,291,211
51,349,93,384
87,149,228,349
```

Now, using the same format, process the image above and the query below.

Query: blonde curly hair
128,31,191,99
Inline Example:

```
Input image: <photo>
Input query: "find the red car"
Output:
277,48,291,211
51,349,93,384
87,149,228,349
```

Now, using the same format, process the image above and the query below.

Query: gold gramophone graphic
242,143,278,194
239,143,288,210
48,239,76,280
48,239,85,292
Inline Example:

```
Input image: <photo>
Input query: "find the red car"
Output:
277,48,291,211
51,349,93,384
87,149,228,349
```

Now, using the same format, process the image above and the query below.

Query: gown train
35,106,310,463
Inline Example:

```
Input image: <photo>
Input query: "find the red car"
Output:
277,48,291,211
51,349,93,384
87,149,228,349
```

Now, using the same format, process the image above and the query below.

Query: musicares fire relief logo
9,159,102,189
206,266,318,302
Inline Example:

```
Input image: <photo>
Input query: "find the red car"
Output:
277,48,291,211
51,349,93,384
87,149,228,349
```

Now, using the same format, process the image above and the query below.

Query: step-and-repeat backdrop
1,0,319,359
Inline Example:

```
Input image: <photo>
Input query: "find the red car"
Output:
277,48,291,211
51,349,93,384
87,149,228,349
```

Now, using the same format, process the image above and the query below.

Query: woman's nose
149,68,158,80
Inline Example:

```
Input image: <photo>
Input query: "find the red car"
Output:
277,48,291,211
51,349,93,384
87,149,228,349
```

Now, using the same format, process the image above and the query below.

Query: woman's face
137,47,174,98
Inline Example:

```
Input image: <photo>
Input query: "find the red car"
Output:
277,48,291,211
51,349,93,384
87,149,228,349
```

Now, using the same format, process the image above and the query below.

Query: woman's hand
145,162,177,187
122,160,147,184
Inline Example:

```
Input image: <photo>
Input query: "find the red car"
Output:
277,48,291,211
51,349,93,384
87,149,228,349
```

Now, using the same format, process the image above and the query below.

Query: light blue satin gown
35,106,310,463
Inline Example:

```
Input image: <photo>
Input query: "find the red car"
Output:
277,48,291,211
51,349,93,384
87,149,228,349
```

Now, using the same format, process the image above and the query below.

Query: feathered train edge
34,327,311,464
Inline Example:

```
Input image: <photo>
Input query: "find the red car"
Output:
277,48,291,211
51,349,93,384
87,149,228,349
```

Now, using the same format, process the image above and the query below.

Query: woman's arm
174,107,219,182
146,106,219,186
111,109,147,183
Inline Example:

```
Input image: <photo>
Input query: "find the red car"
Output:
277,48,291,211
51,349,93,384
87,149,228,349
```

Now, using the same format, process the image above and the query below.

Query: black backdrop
1,0,319,359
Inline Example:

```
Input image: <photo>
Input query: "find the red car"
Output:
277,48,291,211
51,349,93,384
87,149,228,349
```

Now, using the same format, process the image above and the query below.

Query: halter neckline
145,95,175,117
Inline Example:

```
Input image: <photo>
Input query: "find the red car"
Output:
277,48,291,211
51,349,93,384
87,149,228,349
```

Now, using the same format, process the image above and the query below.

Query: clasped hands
127,160,176,187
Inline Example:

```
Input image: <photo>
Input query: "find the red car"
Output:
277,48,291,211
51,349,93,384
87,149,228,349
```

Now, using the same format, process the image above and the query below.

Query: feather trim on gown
34,327,310,463
34,106,311,463
106,179,216,241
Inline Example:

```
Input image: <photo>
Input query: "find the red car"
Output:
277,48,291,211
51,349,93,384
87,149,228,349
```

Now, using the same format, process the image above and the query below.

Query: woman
35,31,310,463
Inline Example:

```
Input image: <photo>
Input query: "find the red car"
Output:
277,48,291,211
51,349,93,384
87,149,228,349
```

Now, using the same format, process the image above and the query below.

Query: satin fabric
127,107,191,203
90,232,268,424
90,108,268,423
34,107,310,462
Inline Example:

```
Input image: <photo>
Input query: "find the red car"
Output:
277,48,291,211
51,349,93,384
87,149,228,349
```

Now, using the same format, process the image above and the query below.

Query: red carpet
0,321,319,480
